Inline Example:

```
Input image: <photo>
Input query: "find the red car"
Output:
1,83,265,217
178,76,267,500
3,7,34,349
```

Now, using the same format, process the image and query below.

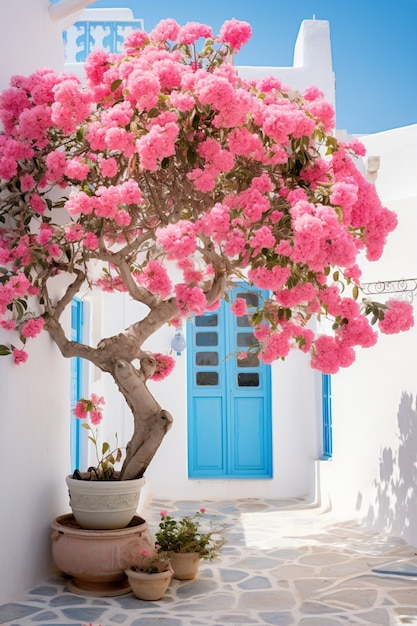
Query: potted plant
124,547,173,600
155,508,225,579
66,394,147,529
0,17,413,491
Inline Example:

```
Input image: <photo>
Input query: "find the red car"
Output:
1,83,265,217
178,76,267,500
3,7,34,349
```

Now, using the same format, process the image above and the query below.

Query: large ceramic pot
50,513,153,597
125,567,172,601
66,473,145,530
170,552,200,580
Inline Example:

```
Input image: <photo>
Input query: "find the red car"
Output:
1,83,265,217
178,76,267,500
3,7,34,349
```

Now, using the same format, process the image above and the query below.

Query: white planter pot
66,473,145,530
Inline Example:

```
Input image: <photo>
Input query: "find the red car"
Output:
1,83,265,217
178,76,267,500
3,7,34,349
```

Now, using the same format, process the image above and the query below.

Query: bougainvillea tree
0,18,413,480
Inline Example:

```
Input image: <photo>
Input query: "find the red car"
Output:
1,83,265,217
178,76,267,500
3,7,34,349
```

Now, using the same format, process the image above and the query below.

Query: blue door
187,285,272,478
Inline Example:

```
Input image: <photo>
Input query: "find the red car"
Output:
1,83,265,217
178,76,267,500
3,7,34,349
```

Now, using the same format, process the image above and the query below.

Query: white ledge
49,0,97,22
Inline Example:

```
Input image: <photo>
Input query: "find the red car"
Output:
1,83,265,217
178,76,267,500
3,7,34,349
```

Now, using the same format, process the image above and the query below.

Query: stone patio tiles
0,498,416,625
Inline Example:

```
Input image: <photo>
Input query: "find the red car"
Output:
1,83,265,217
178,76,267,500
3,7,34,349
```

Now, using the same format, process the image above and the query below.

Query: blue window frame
70,298,84,471
321,373,333,459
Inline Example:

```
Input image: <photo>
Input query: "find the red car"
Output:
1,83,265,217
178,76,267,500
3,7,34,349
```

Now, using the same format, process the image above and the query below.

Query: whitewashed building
0,0,416,604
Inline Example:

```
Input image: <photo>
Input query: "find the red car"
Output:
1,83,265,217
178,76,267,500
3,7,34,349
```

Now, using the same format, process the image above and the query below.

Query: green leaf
0,345,11,355
14,300,26,320
102,442,110,455
352,285,359,300
110,79,122,92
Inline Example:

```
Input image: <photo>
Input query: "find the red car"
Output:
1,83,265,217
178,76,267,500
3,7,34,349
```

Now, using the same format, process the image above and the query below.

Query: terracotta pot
125,567,172,601
51,513,153,596
66,473,145,530
170,552,200,580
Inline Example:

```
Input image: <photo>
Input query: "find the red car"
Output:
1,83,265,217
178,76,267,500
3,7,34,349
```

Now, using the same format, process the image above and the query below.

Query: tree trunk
114,359,173,480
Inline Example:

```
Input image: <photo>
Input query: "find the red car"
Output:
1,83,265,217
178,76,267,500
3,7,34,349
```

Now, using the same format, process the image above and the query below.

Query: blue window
187,285,272,478
321,374,333,459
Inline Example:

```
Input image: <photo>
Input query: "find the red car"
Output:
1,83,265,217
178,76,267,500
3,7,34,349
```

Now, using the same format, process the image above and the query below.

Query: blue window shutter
321,374,333,459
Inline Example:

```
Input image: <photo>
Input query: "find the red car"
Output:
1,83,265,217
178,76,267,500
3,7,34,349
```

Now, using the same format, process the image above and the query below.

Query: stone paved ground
1,498,417,625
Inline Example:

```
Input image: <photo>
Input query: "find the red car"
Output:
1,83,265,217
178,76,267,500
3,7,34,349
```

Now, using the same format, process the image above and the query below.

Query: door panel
187,284,272,478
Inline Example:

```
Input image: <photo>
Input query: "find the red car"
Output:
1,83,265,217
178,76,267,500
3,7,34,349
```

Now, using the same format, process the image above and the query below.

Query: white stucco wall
237,20,335,112
2,3,414,604
0,0,96,605
321,125,417,547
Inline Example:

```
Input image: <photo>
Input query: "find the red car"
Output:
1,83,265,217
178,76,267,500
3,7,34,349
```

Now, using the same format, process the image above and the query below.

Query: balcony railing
63,18,144,63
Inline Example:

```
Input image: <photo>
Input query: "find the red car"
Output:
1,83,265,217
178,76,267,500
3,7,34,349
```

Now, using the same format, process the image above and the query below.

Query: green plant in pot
125,547,173,600
66,394,152,529
155,508,225,579
72,394,122,481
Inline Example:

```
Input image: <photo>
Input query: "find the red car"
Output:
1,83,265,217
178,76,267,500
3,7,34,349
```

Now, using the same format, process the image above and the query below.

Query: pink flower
177,22,212,45
29,193,47,216
199,507,206,514
73,400,88,419
150,18,180,43
89,409,103,426
311,335,355,374
83,232,99,250
12,348,28,365
379,300,414,335
175,284,207,316
123,29,149,53
46,150,66,182
136,121,179,171
73,395,105,423
20,173,35,192
218,19,252,51
150,353,175,381
64,223,84,242
136,260,173,299
160,510,168,517
157,222,196,260
99,157,118,178
1,319,16,331
231,297,247,316
65,158,90,181
21,317,44,338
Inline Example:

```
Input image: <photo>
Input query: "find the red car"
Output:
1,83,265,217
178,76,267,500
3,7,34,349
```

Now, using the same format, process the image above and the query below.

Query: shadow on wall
358,391,417,541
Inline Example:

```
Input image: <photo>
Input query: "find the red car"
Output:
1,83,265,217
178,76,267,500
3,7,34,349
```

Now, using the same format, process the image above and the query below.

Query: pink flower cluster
150,353,176,381
73,394,105,426
0,17,413,375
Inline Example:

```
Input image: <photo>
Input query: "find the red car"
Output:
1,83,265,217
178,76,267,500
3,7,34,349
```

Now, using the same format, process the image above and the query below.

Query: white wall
237,20,335,112
0,0,96,604
321,125,417,547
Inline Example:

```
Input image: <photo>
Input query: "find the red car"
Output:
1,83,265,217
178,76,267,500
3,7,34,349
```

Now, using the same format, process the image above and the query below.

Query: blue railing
63,18,144,63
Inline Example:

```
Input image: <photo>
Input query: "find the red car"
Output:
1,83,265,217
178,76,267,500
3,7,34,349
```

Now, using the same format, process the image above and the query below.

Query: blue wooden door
187,285,272,478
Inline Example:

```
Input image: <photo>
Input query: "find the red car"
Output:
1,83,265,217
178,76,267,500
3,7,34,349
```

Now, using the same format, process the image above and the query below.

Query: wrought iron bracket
361,279,417,303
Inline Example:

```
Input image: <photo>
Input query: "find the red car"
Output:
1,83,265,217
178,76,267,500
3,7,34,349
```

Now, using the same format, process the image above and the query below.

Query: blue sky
88,0,417,135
